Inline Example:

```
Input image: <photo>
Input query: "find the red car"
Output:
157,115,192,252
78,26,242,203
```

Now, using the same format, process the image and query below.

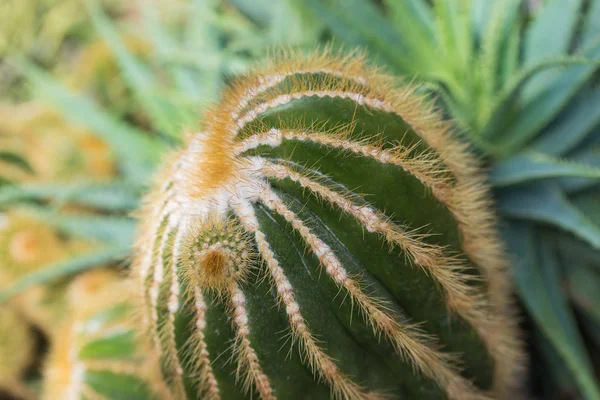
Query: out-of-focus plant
0,0,319,397
41,269,166,400
296,0,600,398
0,103,117,183
0,0,127,101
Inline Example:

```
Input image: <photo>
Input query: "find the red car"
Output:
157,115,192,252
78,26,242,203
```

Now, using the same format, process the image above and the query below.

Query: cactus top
133,49,523,400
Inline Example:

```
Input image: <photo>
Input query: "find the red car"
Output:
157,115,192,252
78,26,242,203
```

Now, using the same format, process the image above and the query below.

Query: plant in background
0,0,321,397
0,0,322,297
4,0,598,399
132,50,523,400
296,0,600,398
42,269,167,400
0,103,117,183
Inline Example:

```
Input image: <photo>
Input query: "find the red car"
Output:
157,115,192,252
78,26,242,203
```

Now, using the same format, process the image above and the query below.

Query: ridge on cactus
132,49,524,400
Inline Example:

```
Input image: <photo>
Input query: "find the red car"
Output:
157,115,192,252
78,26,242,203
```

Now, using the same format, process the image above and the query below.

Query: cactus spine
133,50,524,400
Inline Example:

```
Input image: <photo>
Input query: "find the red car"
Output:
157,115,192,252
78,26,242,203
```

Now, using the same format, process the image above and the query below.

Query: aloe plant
298,0,600,398
132,50,523,400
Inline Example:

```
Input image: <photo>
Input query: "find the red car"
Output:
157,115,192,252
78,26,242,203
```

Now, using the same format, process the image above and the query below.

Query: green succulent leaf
581,0,600,48
140,0,204,103
479,0,521,95
564,264,600,323
385,0,434,44
533,327,580,398
557,233,600,273
0,181,142,211
85,0,191,141
16,205,136,245
497,183,600,249
490,152,600,186
502,223,600,400
558,147,600,193
484,53,600,154
523,0,582,68
433,0,473,71
0,246,130,303
302,0,438,76
530,86,600,155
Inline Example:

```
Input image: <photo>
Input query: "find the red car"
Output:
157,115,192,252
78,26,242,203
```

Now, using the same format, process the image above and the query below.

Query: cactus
132,50,524,400
42,269,166,400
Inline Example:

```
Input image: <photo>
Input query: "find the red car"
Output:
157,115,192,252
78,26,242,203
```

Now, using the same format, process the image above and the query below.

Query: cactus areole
133,50,524,400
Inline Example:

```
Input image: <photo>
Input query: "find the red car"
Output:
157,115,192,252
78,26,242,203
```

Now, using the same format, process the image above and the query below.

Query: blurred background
0,1,599,399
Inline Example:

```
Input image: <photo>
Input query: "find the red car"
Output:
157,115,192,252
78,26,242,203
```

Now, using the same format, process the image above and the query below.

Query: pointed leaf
502,223,600,400
0,181,142,211
301,0,439,77
384,0,437,61
557,233,600,273
490,152,600,186
523,0,583,67
479,0,521,93
141,0,203,102
497,182,600,248
485,47,600,153
581,0,600,48
86,0,190,140
564,265,600,323
433,0,473,71
530,85,600,155
0,246,130,303
17,205,136,245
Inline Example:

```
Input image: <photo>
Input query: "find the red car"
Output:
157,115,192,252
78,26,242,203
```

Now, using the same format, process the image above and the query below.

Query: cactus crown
133,49,523,400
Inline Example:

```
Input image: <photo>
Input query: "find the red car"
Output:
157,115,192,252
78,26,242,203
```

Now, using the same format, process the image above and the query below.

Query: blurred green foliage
0,0,599,399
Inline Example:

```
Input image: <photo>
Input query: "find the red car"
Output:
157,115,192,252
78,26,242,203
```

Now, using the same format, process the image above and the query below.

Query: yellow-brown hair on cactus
132,49,524,400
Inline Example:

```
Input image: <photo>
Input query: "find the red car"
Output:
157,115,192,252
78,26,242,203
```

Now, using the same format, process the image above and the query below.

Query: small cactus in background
42,269,166,400
133,50,524,400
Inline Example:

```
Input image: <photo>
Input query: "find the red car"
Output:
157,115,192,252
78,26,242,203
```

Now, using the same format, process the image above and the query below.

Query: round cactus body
133,50,524,400
42,269,164,400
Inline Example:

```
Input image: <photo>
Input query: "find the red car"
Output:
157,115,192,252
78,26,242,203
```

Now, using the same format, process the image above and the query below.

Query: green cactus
41,269,166,400
133,50,524,400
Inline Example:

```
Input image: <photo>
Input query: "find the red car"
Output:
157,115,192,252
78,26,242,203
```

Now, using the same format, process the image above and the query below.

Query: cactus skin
42,269,165,400
133,50,524,400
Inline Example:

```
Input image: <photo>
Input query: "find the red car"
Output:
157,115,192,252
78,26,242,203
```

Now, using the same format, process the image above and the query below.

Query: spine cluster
133,50,523,400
